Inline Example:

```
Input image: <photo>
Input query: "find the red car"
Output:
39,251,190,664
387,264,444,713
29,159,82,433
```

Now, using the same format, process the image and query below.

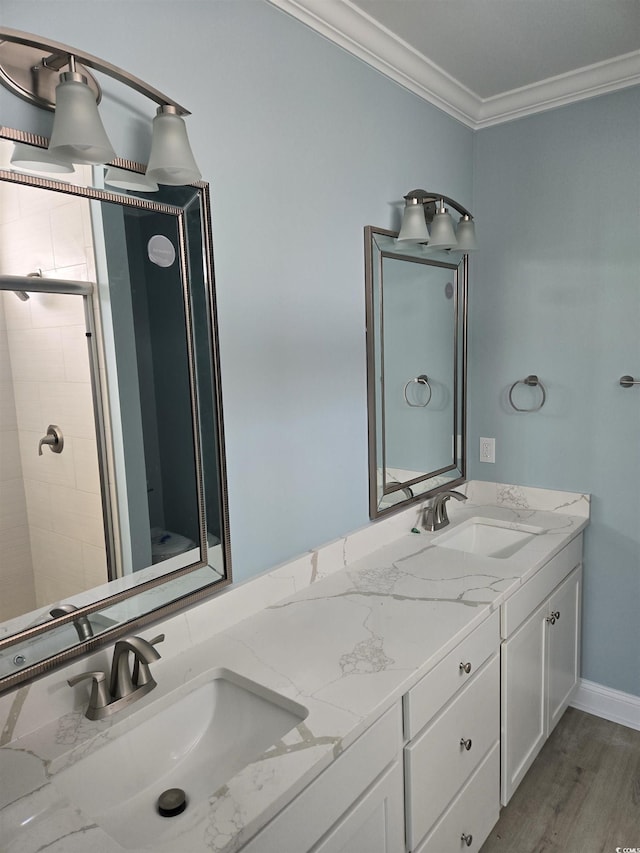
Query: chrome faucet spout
50,604,94,641
110,635,163,700
423,489,467,532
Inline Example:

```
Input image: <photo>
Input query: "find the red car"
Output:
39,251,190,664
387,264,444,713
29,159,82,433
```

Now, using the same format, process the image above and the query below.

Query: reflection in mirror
365,226,468,518
0,131,230,692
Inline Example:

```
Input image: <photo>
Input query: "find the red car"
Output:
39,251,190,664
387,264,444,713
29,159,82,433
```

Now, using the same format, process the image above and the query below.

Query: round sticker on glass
147,234,176,268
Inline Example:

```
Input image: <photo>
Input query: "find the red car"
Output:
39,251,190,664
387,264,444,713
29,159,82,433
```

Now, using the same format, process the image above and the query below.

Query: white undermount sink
433,517,546,558
51,668,308,849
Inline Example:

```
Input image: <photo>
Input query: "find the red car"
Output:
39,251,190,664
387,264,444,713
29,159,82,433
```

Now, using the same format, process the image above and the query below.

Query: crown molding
267,0,640,130
266,0,481,126
475,49,640,128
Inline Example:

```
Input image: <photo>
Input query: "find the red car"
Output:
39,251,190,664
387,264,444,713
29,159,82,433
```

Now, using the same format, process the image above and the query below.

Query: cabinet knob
459,661,472,674
461,832,473,847
460,737,472,751
553,610,560,621
545,615,556,625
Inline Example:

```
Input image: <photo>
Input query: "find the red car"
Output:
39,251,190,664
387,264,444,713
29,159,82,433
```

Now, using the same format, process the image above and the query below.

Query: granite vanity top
0,486,589,853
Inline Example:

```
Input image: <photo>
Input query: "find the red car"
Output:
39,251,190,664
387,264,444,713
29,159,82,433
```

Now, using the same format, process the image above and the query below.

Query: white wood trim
475,50,640,128
267,0,482,126
570,678,640,732
266,0,640,129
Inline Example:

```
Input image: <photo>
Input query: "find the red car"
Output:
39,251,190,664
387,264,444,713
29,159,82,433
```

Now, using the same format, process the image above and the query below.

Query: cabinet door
501,599,547,806
547,566,581,734
311,761,405,853
241,705,402,853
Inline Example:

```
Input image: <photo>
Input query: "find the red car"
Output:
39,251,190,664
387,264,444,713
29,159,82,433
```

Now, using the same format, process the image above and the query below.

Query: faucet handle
68,671,111,720
132,634,165,687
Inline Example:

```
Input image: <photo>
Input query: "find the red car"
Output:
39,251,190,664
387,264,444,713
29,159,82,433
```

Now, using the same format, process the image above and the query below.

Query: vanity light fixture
0,28,201,185
397,189,478,251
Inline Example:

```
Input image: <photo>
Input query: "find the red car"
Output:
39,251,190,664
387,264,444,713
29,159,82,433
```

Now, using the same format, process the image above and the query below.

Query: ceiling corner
267,0,640,130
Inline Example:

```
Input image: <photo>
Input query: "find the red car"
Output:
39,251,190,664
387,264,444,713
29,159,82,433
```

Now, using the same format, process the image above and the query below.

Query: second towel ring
508,374,546,412
404,374,432,407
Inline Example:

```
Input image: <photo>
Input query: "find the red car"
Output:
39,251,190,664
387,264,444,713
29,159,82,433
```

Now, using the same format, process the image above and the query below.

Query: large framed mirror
365,225,467,517
0,128,230,692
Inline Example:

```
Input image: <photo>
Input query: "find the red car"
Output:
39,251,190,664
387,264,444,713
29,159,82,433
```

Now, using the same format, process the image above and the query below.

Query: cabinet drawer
501,534,582,638
414,744,500,853
404,611,499,740
405,655,499,850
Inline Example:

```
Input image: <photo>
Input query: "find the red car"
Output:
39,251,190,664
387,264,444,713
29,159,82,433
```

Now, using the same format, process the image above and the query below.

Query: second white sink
51,667,308,849
433,517,545,558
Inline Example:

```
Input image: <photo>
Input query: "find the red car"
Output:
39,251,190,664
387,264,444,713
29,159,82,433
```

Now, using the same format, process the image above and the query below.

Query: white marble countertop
0,484,589,853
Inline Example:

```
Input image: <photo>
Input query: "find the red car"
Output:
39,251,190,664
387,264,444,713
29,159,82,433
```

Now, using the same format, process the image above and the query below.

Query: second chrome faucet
68,634,164,720
423,490,467,532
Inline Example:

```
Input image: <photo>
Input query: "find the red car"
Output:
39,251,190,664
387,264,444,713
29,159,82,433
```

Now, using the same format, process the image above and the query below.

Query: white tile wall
0,179,107,616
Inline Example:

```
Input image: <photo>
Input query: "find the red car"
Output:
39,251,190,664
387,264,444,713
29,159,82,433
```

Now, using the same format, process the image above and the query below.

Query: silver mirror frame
0,127,231,694
365,225,468,518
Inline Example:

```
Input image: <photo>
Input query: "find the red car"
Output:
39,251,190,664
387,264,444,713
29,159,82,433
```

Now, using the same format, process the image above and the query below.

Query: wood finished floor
480,708,640,853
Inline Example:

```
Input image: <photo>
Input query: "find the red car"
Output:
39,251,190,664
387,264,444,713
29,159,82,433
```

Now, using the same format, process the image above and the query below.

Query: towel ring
508,374,546,412
403,374,432,407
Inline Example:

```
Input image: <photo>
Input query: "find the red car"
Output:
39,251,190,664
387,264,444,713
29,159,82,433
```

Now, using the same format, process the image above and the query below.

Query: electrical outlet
480,437,495,463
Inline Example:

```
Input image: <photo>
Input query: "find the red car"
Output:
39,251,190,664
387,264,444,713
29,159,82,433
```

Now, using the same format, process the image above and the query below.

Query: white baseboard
570,679,640,731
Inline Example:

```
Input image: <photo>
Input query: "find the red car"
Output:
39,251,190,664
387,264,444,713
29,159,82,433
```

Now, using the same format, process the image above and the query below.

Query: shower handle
38,425,64,456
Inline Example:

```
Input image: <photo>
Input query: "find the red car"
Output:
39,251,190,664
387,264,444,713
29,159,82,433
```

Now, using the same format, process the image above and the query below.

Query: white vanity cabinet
501,535,583,805
241,703,404,853
403,611,501,852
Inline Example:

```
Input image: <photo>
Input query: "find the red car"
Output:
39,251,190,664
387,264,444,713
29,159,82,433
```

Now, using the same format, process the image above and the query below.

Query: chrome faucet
68,634,164,720
423,490,467,532
110,635,163,699
50,604,94,641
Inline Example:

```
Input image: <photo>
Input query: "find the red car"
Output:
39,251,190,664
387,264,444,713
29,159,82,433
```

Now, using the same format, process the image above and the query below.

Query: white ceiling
268,0,640,128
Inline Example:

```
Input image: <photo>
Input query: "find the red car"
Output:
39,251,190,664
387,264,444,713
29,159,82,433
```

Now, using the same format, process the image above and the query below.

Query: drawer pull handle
459,661,472,674
460,737,472,751
461,832,473,847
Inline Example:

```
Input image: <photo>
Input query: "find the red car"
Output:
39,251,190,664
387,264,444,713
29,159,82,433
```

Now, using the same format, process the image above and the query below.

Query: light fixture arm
403,189,473,220
0,27,190,115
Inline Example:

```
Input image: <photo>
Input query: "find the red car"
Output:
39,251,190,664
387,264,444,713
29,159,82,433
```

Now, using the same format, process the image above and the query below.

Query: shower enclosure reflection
0,182,108,622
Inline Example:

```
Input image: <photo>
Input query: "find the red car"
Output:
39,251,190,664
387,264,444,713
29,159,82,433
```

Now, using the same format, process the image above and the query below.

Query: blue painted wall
470,90,640,696
0,0,473,581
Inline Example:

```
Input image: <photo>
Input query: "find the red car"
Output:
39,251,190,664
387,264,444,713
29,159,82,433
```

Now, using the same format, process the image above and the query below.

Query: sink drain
157,788,187,817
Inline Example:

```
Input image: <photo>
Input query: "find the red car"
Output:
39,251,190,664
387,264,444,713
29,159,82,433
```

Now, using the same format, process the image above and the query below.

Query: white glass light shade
397,201,430,242
10,142,74,174
48,73,116,165
146,106,201,186
105,166,159,192
428,206,457,249
456,215,478,252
